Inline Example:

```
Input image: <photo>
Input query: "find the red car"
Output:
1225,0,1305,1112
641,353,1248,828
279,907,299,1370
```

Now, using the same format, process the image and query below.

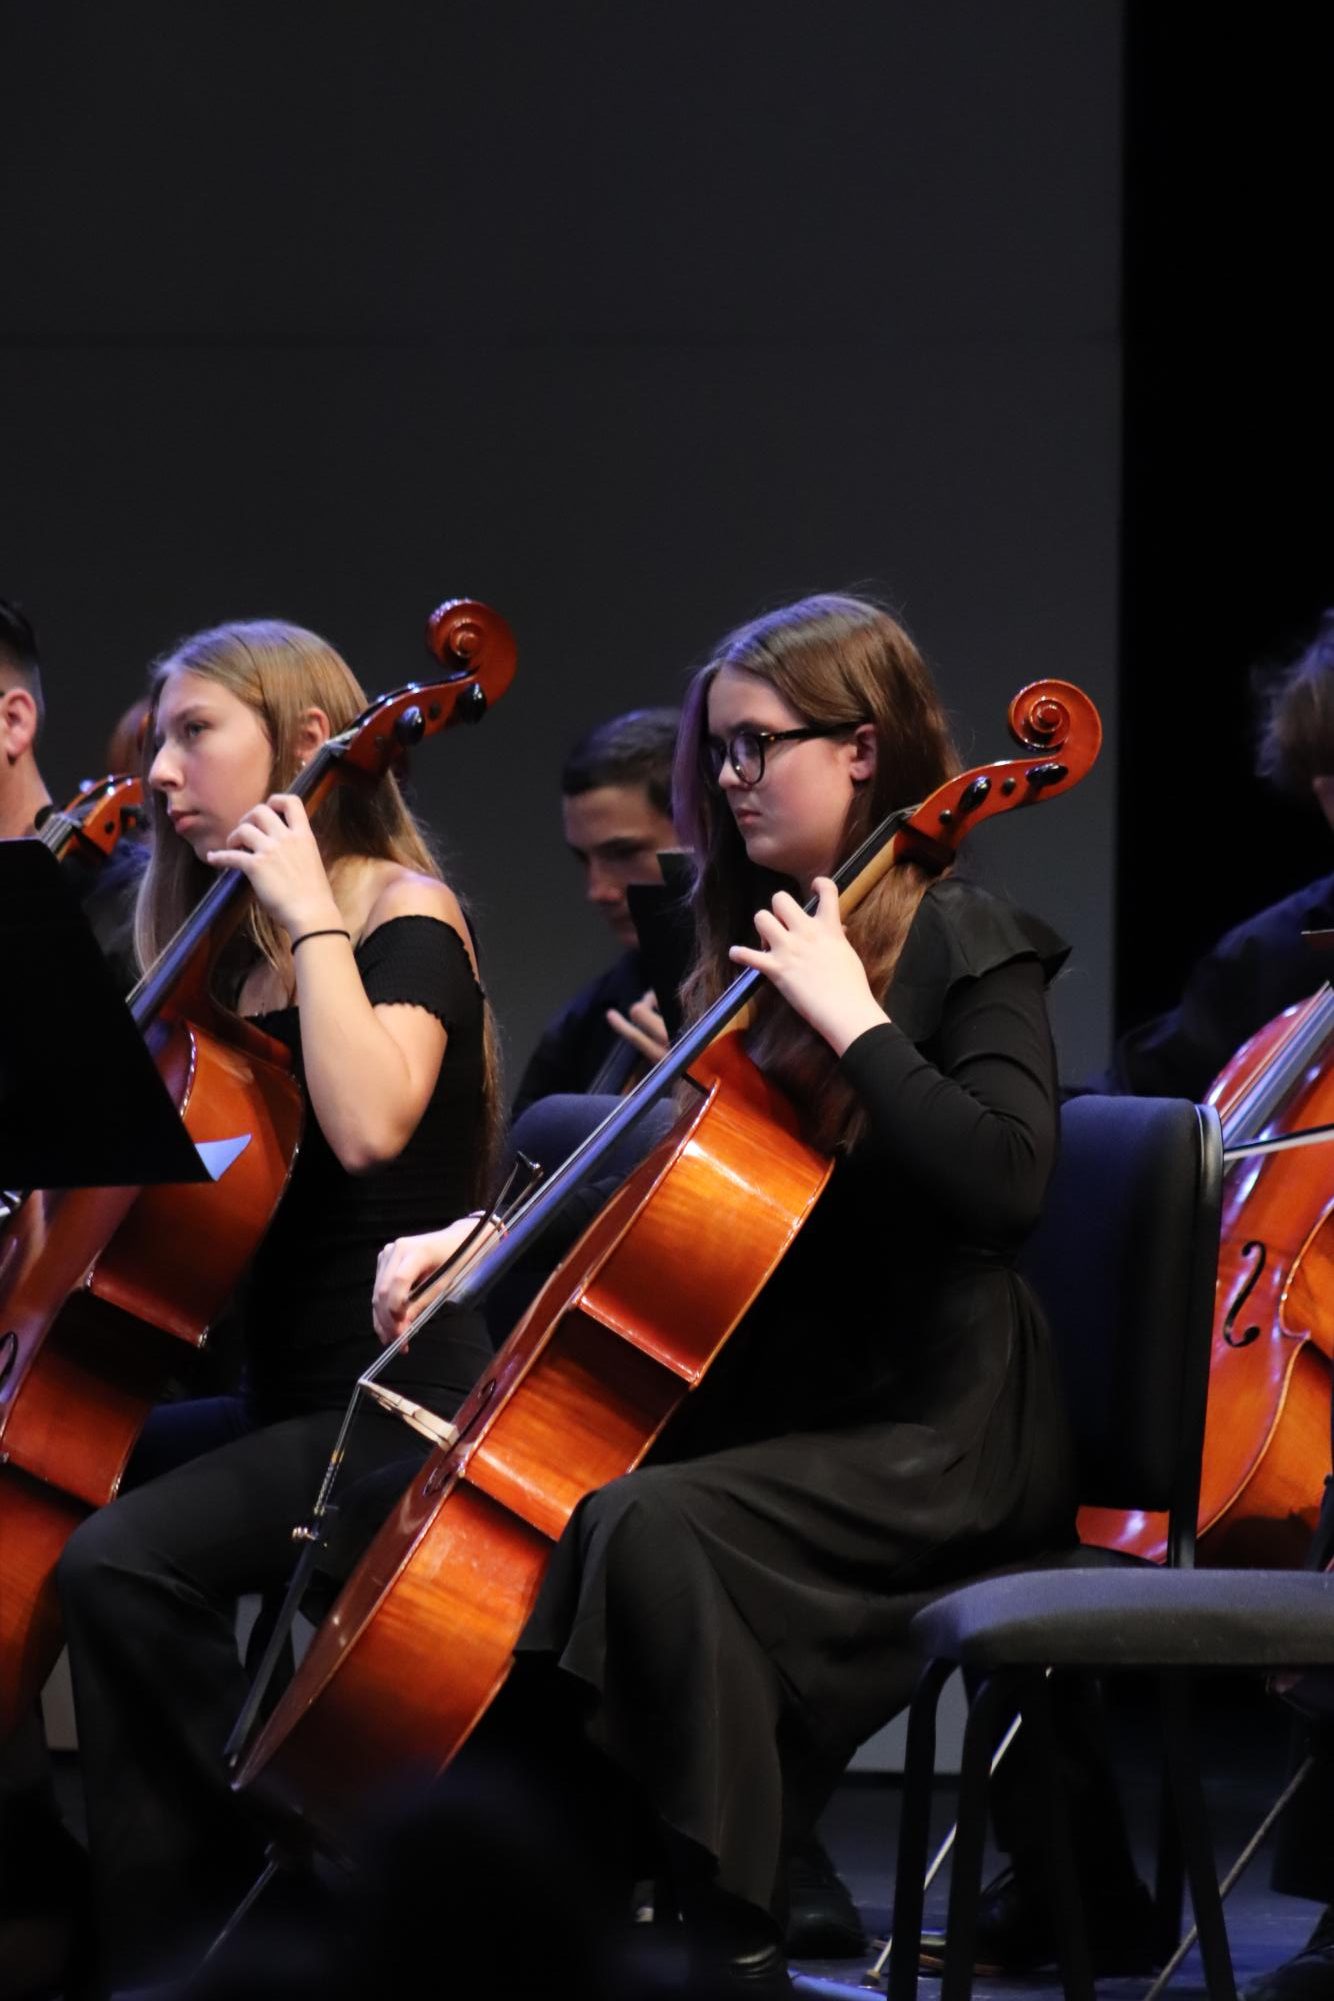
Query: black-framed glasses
704,722,861,788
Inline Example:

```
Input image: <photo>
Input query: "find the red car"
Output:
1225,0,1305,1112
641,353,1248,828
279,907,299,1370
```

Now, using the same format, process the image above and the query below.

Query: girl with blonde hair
57,619,501,1992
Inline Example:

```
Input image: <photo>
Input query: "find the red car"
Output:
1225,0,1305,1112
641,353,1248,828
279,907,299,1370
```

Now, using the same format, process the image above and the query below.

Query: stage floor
795,1675,1315,1998
50,1673,1319,1997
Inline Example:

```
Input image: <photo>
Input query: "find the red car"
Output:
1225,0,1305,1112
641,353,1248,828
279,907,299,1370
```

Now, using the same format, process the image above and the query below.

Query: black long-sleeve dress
515,877,1079,1915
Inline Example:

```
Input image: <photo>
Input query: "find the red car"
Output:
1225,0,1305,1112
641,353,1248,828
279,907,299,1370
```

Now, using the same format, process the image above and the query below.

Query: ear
848,720,878,785
293,705,332,770
0,684,39,764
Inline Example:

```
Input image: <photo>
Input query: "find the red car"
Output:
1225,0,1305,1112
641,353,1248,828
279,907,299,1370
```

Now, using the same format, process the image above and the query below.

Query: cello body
237,1035,830,1845
0,1009,301,1735
0,599,517,1738
236,677,1106,1851
1079,986,1334,1567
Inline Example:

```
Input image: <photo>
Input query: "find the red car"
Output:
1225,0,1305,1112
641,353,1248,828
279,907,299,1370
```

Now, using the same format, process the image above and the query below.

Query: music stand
0,841,248,1189
627,850,695,1041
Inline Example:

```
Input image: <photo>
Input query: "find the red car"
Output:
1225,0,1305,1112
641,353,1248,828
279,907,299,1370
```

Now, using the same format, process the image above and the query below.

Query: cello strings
1220,985,1334,1158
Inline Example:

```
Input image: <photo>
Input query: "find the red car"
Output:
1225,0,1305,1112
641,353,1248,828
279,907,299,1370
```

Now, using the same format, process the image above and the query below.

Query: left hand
729,877,890,1055
606,989,671,1065
207,793,341,939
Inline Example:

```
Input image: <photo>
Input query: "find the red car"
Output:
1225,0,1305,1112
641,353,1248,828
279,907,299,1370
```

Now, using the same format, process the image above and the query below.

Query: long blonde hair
135,619,503,1197
675,594,960,1152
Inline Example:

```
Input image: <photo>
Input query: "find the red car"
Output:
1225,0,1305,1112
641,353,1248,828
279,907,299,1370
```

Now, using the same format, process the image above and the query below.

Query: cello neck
441,676,1102,1316
446,805,920,1308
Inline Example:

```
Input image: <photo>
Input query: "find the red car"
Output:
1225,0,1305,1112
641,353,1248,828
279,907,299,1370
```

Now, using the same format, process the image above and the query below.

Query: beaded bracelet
290,927,351,951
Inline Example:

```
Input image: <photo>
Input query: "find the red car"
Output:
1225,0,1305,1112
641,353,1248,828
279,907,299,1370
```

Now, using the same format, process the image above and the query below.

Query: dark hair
560,707,680,819
1256,610,1334,794
0,597,45,734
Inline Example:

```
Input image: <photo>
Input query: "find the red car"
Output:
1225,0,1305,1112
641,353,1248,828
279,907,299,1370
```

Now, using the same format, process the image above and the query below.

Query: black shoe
917,1865,1163,1976
1243,1906,1334,2001
784,1835,867,1959
676,1892,795,2000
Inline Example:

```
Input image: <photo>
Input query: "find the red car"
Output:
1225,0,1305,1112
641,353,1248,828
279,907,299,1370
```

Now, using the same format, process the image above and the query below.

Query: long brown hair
135,619,503,1199
675,594,960,1152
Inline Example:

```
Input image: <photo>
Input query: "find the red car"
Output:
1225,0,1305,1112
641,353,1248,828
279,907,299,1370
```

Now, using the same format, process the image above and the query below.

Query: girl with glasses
374,591,1078,1997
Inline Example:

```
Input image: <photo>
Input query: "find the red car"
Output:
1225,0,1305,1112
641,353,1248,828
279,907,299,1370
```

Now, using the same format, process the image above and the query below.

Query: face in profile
705,665,874,887
149,668,274,863
561,782,678,950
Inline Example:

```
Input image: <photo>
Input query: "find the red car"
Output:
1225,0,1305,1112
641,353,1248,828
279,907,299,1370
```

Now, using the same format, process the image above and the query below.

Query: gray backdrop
2,1,1121,1087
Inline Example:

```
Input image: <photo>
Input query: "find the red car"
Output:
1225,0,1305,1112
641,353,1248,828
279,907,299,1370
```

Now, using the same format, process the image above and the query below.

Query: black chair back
1019,1095,1223,1566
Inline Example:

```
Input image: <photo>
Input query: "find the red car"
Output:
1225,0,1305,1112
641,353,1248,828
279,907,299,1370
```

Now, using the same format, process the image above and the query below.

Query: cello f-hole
1222,1240,1267,1349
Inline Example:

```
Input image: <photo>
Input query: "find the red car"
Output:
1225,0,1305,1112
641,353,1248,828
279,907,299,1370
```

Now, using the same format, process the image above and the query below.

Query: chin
741,831,795,876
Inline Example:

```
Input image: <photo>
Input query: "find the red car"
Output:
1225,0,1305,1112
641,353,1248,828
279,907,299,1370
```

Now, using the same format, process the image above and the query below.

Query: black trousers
55,1393,423,1991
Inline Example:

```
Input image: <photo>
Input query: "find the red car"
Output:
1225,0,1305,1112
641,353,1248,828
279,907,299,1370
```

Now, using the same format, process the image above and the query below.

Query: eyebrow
152,700,215,741
568,835,656,857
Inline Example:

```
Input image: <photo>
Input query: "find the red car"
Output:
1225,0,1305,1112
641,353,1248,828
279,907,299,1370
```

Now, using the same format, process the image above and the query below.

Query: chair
884,1094,1334,2001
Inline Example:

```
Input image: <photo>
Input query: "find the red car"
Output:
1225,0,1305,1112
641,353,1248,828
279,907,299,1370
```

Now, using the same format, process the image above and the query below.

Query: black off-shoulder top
241,914,493,1417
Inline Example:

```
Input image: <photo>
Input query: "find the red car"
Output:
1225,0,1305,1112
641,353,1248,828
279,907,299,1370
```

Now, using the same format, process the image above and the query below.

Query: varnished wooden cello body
235,677,1103,1852
0,601,516,1738
1080,984,1334,1566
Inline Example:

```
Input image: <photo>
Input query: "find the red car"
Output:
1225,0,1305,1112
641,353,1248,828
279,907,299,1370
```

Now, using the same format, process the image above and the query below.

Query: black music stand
0,841,249,1189
627,849,695,1041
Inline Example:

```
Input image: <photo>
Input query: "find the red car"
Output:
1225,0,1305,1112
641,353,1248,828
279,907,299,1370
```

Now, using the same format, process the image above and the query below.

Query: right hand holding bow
373,1217,492,1347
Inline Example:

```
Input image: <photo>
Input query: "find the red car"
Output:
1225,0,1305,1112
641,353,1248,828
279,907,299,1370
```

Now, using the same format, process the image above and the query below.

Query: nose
586,858,622,906
148,741,180,792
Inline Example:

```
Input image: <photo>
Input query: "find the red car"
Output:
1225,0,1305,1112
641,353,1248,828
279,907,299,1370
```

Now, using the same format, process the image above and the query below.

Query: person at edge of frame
0,596,146,990
923,610,1334,1991
37,618,503,1997
366,592,1084,2000
0,596,153,2001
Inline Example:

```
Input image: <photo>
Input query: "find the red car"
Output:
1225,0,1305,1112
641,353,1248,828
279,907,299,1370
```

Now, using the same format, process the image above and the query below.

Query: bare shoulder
361,864,476,972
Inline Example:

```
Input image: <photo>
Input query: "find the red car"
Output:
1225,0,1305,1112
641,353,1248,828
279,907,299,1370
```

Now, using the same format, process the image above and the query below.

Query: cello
1079,985,1334,1566
234,676,1103,1852
0,599,516,1738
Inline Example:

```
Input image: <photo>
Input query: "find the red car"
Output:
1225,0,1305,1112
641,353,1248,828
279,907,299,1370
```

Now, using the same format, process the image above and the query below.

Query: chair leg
1154,1739,1186,1958
938,1672,1025,2001
1158,1675,1237,2001
1022,1671,1095,2001
888,1656,954,2001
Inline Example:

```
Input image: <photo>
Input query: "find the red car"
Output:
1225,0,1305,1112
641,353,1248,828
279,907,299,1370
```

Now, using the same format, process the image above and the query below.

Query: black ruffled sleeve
881,876,1069,1045
838,879,1069,1248
355,914,483,1033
